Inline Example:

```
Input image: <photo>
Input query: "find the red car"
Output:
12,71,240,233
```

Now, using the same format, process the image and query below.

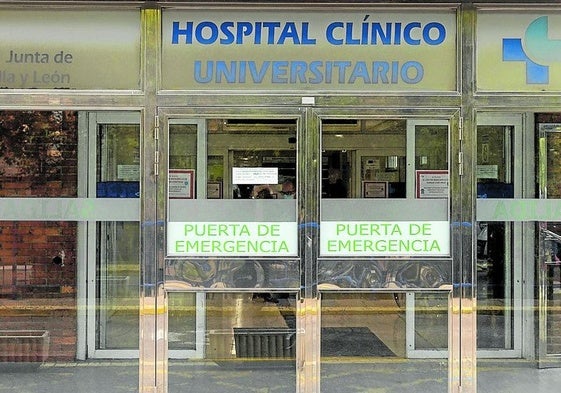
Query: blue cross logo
502,16,561,84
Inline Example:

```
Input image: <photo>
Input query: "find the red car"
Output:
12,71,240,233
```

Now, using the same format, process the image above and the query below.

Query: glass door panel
320,291,448,393
477,125,514,351
538,123,561,368
319,116,452,392
163,114,300,392
476,115,521,357
89,114,141,357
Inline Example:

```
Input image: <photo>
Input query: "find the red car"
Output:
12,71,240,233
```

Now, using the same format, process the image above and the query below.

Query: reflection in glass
96,222,140,349
165,259,300,289
415,125,448,171
322,119,408,198
320,292,447,393
205,119,297,200
476,125,515,351
168,292,197,351
168,292,297,393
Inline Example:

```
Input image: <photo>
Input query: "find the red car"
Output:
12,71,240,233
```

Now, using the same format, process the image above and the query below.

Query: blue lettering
404,22,421,45
279,22,301,44
301,23,316,44
423,22,446,45
348,61,370,83
236,22,253,44
215,61,237,83
394,23,402,45
172,20,445,46
249,61,270,82
333,61,352,83
372,62,390,83
392,61,400,83
372,23,392,45
325,61,333,83
345,23,360,45
290,61,308,83
401,61,423,83
326,22,344,45
172,21,193,44
272,61,289,83
194,60,212,83
309,61,323,83
220,22,235,44
262,22,281,44
196,22,219,45
254,22,262,44
192,60,424,85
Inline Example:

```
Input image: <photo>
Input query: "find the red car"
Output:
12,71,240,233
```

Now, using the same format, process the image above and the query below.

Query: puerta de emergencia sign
161,9,457,91
168,222,298,256
321,221,450,256
0,10,140,89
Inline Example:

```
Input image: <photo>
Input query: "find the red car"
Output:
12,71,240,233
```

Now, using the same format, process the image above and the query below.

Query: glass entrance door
157,108,462,393
475,114,523,357
538,122,561,368
318,116,453,392
87,112,141,358
161,111,301,392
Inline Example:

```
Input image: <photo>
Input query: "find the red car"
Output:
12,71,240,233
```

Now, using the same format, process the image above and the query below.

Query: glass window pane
168,292,297,392
207,119,297,200
322,119,406,199
168,292,197,351
415,125,448,171
0,110,78,197
320,292,447,392
476,124,515,351
0,110,139,391
96,222,139,350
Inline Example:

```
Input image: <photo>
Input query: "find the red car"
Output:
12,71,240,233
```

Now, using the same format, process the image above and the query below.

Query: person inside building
325,168,347,198
280,178,296,199
251,184,274,199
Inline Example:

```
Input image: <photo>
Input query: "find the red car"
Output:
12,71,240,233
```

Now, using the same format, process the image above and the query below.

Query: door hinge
458,151,464,176
458,116,463,141
154,115,160,177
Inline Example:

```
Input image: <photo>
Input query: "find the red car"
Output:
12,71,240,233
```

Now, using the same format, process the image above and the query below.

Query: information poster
169,169,194,199
416,170,449,198
232,167,278,184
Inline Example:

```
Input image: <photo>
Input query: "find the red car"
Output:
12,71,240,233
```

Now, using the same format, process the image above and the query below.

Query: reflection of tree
547,133,561,199
0,111,77,183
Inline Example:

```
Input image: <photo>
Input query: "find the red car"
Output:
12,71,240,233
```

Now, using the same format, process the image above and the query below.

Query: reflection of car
542,227,561,264
318,260,449,290
477,223,489,271
165,259,299,289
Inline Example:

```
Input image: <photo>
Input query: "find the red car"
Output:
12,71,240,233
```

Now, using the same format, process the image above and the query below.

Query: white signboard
168,221,298,256
416,170,449,199
321,220,449,256
232,167,278,184
477,165,499,179
162,9,457,91
477,12,561,92
0,10,140,89
169,169,194,199
117,165,140,181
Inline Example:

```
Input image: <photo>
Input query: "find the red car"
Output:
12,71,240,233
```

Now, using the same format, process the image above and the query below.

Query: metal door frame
475,112,524,359
85,111,142,359
537,121,561,368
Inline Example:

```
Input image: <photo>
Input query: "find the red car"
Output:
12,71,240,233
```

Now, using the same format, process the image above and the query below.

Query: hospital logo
502,16,560,84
